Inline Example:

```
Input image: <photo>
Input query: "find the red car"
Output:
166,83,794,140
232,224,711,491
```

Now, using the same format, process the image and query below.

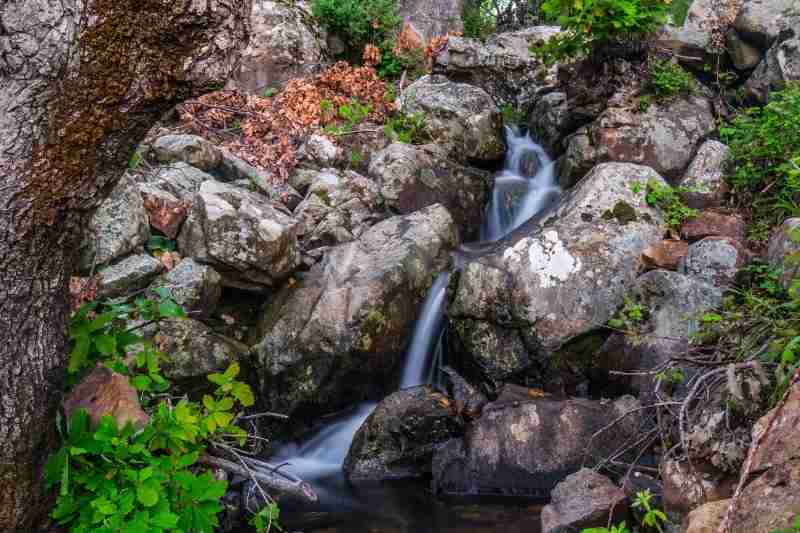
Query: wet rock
63,364,149,429
432,395,642,496
399,75,505,162
767,217,800,289
152,318,249,381
152,134,222,172
97,254,165,299
559,94,715,186
684,499,730,533
151,258,222,317
177,181,301,290
530,91,572,156
541,469,628,533
368,143,492,237
441,366,488,420
433,27,561,110
399,0,464,43
643,240,690,271
727,29,763,71
228,0,327,94
662,459,736,518
734,0,796,50
680,211,746,242
343,386,463,482
679,237,749,289
293,168,382,253
746,30,800,103
253,205,459,419
79,174,151,271
449,163,666,374
679,140,731,209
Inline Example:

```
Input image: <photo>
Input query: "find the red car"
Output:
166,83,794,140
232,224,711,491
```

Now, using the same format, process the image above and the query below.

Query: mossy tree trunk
0,0,251,529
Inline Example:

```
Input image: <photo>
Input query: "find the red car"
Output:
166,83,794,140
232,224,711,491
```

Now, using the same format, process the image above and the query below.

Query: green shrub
463,0,497,40
312,0,400,52
647,59,695,99
322,98,373,135
384,111,428,144
720,84,800,234
377,43,427,81
532,0,670,64
670,0,692,25
645,180,698,230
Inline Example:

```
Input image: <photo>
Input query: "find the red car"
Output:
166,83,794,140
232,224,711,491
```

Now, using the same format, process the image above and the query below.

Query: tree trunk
0,1,250,529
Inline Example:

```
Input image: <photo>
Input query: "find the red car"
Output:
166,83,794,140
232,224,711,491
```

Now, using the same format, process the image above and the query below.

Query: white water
271,127,560,485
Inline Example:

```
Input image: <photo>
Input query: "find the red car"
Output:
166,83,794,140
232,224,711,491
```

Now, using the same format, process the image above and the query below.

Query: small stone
152,134,221,171
680,140,731,209
679,237,749,289
151,258,222,317
97,254,165,299
140,184,190,239
643,240,690,270
681,211,746,242
541,469,628,533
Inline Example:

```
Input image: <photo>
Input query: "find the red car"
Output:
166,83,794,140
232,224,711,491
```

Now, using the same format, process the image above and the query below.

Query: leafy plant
376,43,427,81
532,0,670,64
670,0,692,25
262,87,278,98
773,515,800,533
311,0,400,53
608,296,648,332
147,236,177,256
128,149,145,171
645,180,698,230
384,111,429,144
501,103,526,125
647,59,695,99
632,490,669,532
323,98,373,135
582,523,630,533
463,0,497,40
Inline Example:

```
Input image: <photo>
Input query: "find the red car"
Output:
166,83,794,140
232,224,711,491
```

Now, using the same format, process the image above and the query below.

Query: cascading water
270,127,561,506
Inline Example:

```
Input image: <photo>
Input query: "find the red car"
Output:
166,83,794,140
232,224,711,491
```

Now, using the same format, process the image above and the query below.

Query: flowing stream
268,127,560,532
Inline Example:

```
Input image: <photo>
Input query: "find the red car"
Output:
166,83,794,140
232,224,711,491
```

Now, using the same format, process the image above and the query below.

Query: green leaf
132,375,152,391
136,480,160,508
68,335,91,373
158,299,186,319
94,334,117,356
232,382,255,407
202,395,216,411
223,362,240,380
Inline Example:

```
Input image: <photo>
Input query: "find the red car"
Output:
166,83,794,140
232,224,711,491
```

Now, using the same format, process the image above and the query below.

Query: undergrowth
463,0,497,40
647,59,695,100
645,181,698,230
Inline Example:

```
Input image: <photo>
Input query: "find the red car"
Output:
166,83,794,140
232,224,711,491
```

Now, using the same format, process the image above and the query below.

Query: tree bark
0,1,250,529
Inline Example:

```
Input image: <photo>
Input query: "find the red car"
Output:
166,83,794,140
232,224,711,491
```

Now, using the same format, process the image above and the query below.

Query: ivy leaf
231,382,255,407
136,479,160,508
94,334,117,356
68,336,91,374
132,375,152,392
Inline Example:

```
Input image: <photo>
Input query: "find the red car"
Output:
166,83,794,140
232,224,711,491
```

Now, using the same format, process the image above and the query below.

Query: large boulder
368,143,492,238
767,217,800,289
398,0,464,44
449,163,667,386
745,29,800,102
433,27,562,110
399,75,505,162
79,174,151,271
679,237,748,289
541,469,628,533
529,91,573,156
150,258,222,317
432,395,642,496
658,0,727,69
253,205,459,419
343,386,463,482
177,181,301,290
679,140,730,209
558,94,716,186
292,168,382,254
228,0,327,94
734,0,797,50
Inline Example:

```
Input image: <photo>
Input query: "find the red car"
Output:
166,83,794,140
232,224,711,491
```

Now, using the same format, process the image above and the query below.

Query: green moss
602,200,638,225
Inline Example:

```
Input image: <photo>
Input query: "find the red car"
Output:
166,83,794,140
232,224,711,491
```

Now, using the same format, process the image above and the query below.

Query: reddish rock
643,240,690,270
141,187,189,239
681,211,746,242
63,364,150,429
662,459,736,518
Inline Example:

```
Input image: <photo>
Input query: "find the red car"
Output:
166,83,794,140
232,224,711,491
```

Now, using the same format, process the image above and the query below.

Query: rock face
680,211,746,242
767,217,800,289
152,135,222,172
746,29,800,102
734,0,796,50
433,395,641,496
79,174,151,271
399,75,505,162
292,168,382,253
343,386,463,482
684,499,731,533
727,29,763,71
399,0,463,43
679,140,730,209
658,0,726,68
253,205,459,418
662,459,736,518
228,0,327,94
433,27,561,110
643,240,690,271
559,95,716,186
178,181,301,290
530,91,572,155
449,163,667,383
151,258,222,317
97,255,165,299
679,237,748,289
368,143,492,237
541,469,628,533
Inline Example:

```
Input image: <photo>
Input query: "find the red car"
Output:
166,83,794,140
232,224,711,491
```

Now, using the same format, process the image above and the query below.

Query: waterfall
270,127,560,484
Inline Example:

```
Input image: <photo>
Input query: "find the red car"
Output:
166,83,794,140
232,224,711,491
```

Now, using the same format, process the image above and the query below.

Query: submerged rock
399,75,505,162
343,386,463,482
253,205,459,419
433,395,641,496
541,469,628,533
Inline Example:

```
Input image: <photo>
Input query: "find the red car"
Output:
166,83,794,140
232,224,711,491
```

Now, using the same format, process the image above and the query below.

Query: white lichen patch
510,405,540,443
526,230,582,288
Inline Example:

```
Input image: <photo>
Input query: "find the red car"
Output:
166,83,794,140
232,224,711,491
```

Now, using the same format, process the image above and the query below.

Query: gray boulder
679,140,730,209
679,237,748,289
727,29,764,71
433,27,562,110
399,75,505,162
97,255,165,299
368,143,492,237
746,30,800,102
433,395,641,496
541,469,628,533
529,91,573,155
734,0,797,50
449,163,667,382
768,217,800,289
151,258,222,317
228,0,327,94
559,94,716,186
253,205,459,418
152,135,221,172
79,174,151,271
658,0,726,69
177,181,301,290
343,386,463,482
